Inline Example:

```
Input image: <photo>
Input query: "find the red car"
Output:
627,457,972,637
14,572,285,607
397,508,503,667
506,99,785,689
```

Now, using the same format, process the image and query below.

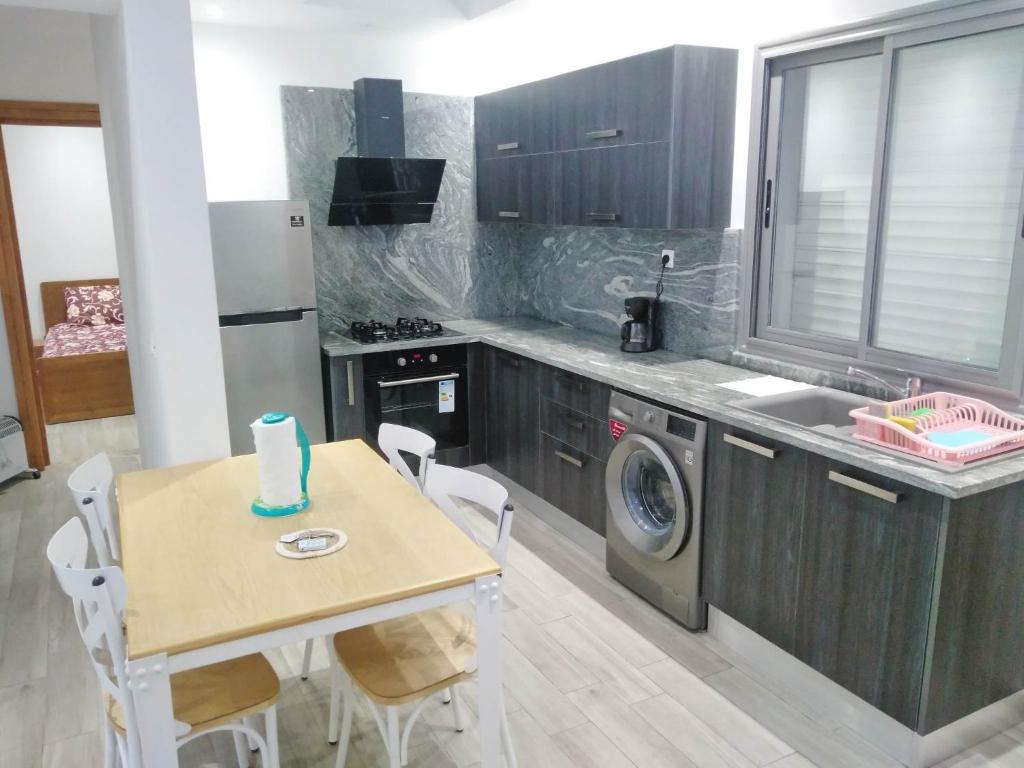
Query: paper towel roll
251,416,301,507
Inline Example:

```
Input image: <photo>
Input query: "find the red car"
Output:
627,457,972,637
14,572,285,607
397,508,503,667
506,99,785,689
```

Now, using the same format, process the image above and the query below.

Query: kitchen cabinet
474,44,737,229
537,433,607,535
475,80,555,159
553,47,675,151
323,353,365,441
537,363,611,420
702,423,809,652
794,457,941,728
476,154,557,224
559,144,671,229
540,398,613,460
483,347,540,492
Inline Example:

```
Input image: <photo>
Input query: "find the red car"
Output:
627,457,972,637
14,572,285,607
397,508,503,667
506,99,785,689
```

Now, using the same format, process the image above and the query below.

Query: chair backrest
378,424,436,490
68,452,120,566
423,464,514,567
46,518,137,753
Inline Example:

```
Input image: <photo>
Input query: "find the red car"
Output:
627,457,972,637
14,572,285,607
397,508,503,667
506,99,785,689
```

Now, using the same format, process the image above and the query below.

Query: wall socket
661,249,675,269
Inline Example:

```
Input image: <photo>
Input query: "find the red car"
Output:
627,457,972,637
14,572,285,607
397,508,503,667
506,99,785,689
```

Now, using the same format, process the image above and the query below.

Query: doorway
0,101,134,474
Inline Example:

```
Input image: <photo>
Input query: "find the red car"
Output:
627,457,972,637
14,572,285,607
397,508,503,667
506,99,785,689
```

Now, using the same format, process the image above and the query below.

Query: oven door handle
378,372,461,388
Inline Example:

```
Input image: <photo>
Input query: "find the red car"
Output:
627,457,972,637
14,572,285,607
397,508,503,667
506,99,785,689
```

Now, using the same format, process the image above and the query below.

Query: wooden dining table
117,439,505,767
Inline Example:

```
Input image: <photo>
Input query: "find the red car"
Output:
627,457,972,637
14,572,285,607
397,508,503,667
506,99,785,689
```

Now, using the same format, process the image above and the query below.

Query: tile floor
1,415,1023,767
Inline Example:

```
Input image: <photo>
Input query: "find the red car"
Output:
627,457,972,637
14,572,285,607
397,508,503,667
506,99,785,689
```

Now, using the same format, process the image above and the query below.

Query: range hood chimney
328,78,446,226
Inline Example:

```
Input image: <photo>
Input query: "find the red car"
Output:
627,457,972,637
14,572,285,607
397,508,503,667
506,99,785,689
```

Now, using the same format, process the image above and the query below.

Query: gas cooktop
349,317,458,344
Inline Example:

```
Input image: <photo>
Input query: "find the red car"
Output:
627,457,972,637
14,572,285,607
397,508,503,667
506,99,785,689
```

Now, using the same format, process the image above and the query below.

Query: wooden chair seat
333,607,476,706
107,653,280,734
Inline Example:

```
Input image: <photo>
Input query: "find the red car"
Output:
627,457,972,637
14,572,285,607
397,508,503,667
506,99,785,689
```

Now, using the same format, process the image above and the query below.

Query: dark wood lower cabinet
702,423,808,653
538,433,607,535
795,457,942,728
483,347,540,493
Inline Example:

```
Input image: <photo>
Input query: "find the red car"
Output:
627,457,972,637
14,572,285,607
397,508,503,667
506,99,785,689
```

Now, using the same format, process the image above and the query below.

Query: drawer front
538,364,610,419
538,433,607,535
540,397,612,459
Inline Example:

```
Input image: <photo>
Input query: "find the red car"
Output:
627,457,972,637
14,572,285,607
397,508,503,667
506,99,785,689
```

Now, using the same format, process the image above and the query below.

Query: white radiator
0,416,30,484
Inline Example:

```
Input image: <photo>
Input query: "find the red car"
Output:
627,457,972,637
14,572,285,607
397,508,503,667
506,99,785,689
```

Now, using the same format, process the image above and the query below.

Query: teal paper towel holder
251,412,311,517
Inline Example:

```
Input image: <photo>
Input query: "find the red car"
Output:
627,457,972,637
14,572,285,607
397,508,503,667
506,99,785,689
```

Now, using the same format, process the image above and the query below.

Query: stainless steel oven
362,344,469,453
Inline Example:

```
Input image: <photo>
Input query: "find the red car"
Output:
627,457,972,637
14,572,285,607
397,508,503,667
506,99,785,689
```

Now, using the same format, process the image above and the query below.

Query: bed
34,278,134,424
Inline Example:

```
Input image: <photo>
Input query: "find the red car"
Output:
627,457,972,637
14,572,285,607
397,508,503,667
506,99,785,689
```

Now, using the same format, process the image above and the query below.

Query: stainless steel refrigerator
209,200,326,456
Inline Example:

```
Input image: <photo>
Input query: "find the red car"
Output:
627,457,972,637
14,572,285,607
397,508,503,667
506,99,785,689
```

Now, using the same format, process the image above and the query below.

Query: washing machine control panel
667,414,697,442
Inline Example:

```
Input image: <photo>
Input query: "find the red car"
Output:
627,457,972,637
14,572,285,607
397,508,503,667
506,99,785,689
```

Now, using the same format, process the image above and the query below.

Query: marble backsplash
282,84,742,359
516,226,742,361
282,86,517,331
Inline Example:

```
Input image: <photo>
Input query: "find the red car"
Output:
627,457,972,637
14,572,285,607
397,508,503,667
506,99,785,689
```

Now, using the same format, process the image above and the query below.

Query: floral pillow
65,284,124,326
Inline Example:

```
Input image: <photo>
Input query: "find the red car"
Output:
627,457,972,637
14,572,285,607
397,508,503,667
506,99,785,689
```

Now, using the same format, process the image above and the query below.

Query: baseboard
468,464,606,559
708,607,1024,767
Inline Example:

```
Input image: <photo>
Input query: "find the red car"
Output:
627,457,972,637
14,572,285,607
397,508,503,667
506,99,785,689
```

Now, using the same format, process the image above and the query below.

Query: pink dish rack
850,392,1024,466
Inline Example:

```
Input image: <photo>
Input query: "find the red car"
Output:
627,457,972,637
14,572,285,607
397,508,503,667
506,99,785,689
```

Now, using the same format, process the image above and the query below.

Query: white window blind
769,55,882,340
874,26,1024,370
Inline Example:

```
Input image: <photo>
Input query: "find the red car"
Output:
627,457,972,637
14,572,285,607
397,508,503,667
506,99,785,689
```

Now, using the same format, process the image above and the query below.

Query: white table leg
127,653,179,768
475,574,504,768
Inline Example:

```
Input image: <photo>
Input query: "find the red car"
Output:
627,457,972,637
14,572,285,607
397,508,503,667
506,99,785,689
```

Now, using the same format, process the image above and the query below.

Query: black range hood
328,78,446,226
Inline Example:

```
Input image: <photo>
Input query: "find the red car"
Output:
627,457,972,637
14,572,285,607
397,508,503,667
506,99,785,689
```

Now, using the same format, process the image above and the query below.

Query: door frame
0,100,102,470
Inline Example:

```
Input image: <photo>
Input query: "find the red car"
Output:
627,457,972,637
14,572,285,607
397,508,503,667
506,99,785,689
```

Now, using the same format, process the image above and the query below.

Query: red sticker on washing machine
609,419,628,441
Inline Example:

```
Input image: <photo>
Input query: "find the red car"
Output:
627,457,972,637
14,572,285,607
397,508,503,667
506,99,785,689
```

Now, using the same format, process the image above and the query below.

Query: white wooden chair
47,517,282,768
379,423,436,490
327,464,517,768
299,423,437,681
68,452,121,567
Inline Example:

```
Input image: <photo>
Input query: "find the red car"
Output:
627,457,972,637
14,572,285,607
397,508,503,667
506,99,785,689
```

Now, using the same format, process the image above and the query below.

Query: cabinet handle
588,213,619,222
496,141,520,151
586,128,622,140
723,433,777,459
498,211,521,219
562,415,586,431
828,471,902,504
346,360,355,407
555,450,584,469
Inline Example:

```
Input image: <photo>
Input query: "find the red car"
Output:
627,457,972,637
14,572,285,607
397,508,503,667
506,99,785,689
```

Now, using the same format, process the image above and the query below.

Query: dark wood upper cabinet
475,80,555,159
474,44,737,229
559,143,671,229
477,154,557,224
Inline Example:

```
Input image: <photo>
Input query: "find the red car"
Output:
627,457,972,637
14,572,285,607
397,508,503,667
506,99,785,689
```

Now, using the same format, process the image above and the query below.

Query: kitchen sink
733,388,875,431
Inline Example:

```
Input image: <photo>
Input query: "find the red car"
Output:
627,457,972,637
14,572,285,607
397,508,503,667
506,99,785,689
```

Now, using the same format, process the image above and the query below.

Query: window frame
740,0,1024,399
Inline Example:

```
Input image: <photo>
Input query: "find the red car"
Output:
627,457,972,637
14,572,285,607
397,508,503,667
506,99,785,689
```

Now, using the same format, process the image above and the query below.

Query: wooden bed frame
34,278,134,424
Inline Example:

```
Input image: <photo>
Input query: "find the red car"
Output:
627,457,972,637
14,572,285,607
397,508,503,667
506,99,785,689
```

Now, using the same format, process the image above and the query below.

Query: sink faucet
847,366,922,400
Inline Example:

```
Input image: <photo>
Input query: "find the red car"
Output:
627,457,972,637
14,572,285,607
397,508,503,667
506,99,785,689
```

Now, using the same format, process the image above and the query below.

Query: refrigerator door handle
219,308,311,327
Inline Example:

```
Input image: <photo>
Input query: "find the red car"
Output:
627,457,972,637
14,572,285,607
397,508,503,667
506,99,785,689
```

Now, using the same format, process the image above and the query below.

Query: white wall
2,124,118,339
92,0,230,467
193,0,928,223
0,5,100,421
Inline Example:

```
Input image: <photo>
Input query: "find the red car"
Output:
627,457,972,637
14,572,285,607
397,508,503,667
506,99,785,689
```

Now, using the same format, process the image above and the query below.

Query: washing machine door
606,433,691,561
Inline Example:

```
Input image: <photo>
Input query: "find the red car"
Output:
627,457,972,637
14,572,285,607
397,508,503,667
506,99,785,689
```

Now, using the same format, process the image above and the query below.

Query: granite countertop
322,317,1024,499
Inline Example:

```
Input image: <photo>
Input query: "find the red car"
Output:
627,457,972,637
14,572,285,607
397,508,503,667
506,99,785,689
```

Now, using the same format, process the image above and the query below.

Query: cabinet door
559,144,670,228
795,458,942,728
477,154,556,224
537,363,611,420
538,433,607,535
554,47,674,151
325,355,365,441
702,423,809,652
483,348,540,492
475,81,555,159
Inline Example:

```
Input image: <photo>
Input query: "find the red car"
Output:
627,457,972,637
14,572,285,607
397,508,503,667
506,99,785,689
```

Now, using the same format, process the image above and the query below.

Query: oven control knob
428,353,438,363
643,410,656,423
397,357,407,367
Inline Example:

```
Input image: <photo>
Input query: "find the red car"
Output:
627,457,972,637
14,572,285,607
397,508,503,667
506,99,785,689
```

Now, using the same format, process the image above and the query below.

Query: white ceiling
0,0,517,30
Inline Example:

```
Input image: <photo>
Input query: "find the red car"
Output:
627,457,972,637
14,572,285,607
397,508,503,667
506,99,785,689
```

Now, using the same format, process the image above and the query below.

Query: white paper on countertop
718,375,818,397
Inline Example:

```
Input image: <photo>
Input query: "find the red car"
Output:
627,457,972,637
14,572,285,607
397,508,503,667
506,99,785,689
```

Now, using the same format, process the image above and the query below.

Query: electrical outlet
661,249,675,269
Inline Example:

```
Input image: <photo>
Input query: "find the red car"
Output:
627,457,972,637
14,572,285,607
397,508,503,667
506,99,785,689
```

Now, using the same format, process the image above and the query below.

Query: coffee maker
620,297,656,353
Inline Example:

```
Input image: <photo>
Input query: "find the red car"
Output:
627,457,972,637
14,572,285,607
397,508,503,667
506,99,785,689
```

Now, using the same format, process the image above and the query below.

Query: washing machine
605,391,707,630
